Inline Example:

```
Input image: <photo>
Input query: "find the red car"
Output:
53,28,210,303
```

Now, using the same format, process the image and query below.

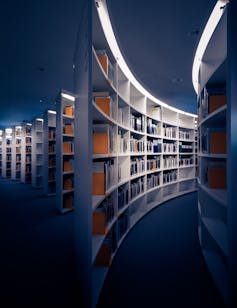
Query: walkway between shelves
0,178,225,308
98,192,225,308
0,178,78,307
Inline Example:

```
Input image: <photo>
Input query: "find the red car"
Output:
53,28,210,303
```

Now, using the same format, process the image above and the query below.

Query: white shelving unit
56,90,76,213
11,126,22,180
193,1,237,305
43,109,56,196
32,118,44,188
2,128,13,178
72,1,198,307
20,122,32,184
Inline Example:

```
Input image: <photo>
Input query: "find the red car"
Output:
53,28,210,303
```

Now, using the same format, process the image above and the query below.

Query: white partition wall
72,1,197,307
43,109,56,196
32,118,44,188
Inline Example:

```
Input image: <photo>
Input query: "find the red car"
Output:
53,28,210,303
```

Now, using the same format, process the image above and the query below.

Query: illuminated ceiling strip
36,118,44,121
96,0,197,118
48,110,56,114
192,0,228,94
61,92,75,102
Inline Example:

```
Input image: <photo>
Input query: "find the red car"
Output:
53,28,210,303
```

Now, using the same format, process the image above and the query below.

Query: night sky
0,0,216,128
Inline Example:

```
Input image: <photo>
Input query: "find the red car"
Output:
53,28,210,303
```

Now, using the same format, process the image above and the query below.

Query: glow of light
192,0,228,94
26,123,32,126
16,126,22,129
48,110,56,114
95,0,197,118
61,93,75,102
5,128,13,134
36,118,44,121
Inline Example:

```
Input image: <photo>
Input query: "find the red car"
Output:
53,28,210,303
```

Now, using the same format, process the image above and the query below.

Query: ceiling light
48,110,56,114
61,93,75,102
192,0,229,94
96,0,197,118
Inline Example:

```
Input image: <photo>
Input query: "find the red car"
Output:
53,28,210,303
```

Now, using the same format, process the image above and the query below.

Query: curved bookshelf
72,1,197,307
192,0,235,305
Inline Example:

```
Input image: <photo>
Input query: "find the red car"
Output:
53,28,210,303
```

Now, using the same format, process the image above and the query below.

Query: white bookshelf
43,109,56,196
2,128,13,178
11,126,22,180
72,1,198,307
193,0,236,305
0,129,3,177
32,118,44,188
20,123,32,184
56,90,76,214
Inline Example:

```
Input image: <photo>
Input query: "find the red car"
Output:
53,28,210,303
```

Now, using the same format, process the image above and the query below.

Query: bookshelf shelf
71,1,198,306
193,1,237,305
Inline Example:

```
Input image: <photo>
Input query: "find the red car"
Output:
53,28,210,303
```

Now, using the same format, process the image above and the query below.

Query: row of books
48,129,56,140
163,142,177,153
147,119,162,135
63,105,74,117
117,130,129,154
6,154,11,161
6,148,11,153
130,114,145,132
179,157,194,166
48,169,56,181
93,93,117,120
25,155,31,163
93,196,115,234
179,143,193,153
25,165,31,173
96,49,115,84
63,123,74,135
63,159,74,172
16,148,21,154
163,156,178,169
179,130,193,140
201,129,226,154
163,126,176,139
130,157,145,176
130,177,145,200
63,142,74,154
147,139,162,153
130,136,145,153
118,185,129,210
48,143,56,153
93,160,116,194
25,127,32,135
163,170,178,184
16,139,21,145
147,156,161,171
63,177,73,190
147,173,161,190
200,88,226,119
93,124,116,155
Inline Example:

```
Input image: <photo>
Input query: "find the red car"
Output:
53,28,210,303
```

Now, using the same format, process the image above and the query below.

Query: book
210,132,226,154
208,167,226,188
95,96,111,117
208,94,226,113
64,106,73,117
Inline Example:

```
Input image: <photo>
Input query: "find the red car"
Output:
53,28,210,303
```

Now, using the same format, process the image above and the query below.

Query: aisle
0,178,78,308
98,192,225,308
0,179,225,307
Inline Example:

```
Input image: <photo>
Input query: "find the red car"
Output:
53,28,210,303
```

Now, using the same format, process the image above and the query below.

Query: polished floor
0,178,225,307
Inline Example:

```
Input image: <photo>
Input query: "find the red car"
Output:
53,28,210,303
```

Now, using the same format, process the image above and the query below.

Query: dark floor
0,178,225,308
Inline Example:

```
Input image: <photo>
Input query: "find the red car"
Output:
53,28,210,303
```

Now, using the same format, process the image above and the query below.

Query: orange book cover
64,124,73,135
63,142,71,153
63,160,71,172
95,245,111,266
208,168,226,189
95,97,110,116
64,195,73,209
63,178,73,190
97,54,108,75
210,132,226,154
48,145,54,153
93,133,109,154
64,106,73,117
93,211,106,234
208,95,226,114
92,173,105,195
